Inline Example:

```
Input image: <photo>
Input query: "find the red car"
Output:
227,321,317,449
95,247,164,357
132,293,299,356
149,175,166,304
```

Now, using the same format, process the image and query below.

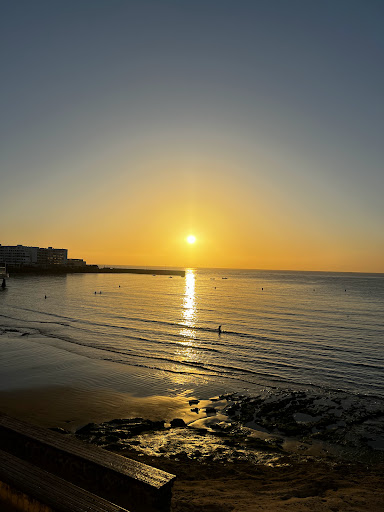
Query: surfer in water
218,325,222,335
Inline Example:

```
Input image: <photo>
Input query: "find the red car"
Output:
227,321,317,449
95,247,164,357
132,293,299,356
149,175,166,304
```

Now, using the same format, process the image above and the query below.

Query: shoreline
1,326,383,462
1,328,384,510
2,386,383,512
1,377,383,464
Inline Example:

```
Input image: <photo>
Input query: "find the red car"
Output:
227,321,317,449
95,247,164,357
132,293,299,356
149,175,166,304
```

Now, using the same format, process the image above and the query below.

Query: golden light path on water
170,269,204,385
180,269,196,341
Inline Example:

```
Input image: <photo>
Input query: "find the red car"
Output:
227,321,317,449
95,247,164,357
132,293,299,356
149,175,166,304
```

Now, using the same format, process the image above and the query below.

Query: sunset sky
1,1,383,272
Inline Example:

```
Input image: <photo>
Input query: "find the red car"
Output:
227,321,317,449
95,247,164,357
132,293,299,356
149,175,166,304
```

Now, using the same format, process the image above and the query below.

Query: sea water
1,268,383,399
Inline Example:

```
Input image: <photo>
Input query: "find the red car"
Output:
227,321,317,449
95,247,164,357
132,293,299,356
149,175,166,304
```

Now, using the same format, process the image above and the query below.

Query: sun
186,235,196,244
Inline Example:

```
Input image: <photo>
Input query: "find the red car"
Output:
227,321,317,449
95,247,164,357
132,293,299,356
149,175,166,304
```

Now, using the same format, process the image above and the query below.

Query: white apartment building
0,245,68,265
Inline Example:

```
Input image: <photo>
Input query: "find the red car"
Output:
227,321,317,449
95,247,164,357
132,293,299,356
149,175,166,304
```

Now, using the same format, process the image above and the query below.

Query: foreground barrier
0,414,175,512
0,449,130,512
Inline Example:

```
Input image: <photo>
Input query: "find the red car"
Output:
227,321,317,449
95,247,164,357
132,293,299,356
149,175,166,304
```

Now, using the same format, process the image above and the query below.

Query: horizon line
96,264,384,276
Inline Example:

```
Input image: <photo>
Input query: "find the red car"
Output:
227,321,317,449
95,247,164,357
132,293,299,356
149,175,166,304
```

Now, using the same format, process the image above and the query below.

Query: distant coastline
6,264,185,277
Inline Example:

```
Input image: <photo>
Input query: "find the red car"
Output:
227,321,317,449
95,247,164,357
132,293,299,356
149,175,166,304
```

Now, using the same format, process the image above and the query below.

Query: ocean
1,268,383,399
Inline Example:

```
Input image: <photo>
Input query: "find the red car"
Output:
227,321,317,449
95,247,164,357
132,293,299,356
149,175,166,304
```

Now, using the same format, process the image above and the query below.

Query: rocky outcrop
76,418,165,446
71,390,384,464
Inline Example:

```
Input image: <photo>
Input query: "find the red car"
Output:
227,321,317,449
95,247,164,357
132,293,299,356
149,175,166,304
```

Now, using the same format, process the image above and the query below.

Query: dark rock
149,420,166,430
205,407,216,415
125,424,151,436
76,422,97,435
170,418,186,427
49,427,70,435
226,404,239,415
109,417,144,425
105,443,123,451
212,431,227,438
113,430,132,440
219,393,236,401
95,437,109,445
75,418,166,444
104,435,120,443
176,450,189,461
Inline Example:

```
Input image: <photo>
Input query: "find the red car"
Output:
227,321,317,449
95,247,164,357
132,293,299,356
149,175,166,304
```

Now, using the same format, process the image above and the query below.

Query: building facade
67,258,87,267
37,247,68,265
0,245,68,266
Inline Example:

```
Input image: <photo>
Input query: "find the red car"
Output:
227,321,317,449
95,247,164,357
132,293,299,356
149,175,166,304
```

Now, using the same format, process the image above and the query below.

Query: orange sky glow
1,2,383,273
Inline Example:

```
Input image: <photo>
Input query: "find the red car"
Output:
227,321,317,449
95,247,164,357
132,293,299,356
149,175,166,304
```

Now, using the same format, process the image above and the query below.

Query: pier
99,267,185,277
5,265,185,277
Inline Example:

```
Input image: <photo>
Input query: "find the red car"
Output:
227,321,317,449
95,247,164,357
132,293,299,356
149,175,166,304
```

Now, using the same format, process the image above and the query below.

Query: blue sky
1,1,383,271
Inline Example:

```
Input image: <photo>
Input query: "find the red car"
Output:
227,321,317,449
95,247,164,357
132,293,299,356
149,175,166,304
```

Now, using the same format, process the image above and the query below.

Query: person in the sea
218,325,222,334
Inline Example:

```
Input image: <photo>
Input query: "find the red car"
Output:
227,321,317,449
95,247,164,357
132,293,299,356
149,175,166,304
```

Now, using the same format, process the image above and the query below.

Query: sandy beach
1,328,383,511
1,388,383,511
131,451,384,512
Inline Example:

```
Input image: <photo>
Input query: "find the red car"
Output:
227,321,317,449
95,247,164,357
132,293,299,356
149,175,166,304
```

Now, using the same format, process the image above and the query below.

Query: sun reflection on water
171,269,209,385
180,269,196,342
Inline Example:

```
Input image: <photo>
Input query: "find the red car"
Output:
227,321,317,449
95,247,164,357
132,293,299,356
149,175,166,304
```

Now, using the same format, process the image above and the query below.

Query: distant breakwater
6,265,185,277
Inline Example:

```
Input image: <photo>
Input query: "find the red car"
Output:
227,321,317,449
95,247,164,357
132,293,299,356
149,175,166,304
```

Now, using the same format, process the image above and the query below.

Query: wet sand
1,385,383,512
1,329,384,511
0,386,200,431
